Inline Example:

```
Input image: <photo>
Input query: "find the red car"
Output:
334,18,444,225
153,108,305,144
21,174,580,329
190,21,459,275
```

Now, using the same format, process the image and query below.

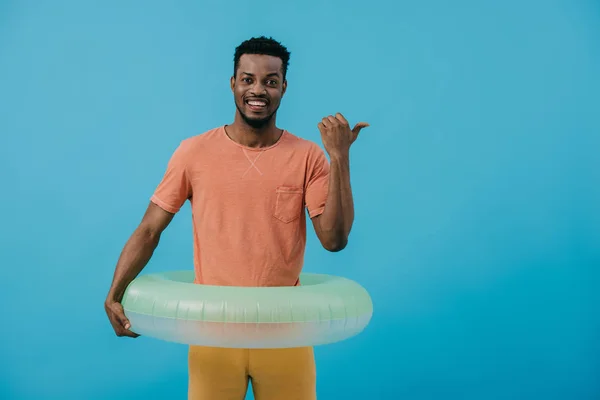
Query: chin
236,104,277,128
243,115,272,129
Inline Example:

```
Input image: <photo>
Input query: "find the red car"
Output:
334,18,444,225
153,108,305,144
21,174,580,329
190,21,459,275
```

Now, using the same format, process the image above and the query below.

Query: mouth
245,98,269,112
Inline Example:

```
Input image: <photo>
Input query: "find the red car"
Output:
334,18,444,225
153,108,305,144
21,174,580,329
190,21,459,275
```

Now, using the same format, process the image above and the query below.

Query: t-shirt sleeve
304,144,330,218
150,141,192,214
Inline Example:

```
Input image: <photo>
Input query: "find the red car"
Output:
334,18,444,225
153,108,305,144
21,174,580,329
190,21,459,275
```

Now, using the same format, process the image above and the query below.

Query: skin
104,53,369,338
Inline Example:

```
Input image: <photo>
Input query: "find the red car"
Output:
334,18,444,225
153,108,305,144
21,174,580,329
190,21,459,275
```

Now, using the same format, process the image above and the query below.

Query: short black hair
233,36,291,79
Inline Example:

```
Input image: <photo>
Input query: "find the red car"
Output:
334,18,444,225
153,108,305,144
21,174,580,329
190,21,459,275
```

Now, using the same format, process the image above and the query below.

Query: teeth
248,101,266,106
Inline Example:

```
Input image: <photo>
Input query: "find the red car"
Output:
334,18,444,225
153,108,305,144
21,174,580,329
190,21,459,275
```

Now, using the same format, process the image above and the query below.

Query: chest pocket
274,186,304,223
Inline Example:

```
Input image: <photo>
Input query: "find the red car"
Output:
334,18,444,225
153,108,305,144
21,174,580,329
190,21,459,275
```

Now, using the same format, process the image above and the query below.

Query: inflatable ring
122,270,373,348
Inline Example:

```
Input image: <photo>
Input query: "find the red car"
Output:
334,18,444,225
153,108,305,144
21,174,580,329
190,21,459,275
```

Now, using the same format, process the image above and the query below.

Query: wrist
106,288,124,304
327,150,350,162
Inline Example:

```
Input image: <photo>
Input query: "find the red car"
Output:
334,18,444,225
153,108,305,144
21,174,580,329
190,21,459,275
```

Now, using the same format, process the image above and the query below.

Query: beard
235,99,279,129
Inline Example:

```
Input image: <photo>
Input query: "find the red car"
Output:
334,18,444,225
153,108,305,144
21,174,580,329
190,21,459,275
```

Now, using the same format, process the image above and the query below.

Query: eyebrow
241,72,280,77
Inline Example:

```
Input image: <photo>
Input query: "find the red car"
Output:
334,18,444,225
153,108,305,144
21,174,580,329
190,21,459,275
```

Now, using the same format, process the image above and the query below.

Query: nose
249,81,267,96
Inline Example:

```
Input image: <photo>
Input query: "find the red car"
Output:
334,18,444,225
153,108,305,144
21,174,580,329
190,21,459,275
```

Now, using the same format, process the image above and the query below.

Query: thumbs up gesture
317,113,369,158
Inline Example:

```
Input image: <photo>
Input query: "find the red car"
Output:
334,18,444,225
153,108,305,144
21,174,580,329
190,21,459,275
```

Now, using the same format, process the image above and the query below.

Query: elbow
137,224,162,246
322,236,348,252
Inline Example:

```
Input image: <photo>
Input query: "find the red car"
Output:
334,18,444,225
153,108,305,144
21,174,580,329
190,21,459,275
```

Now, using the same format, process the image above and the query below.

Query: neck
226,112,282,148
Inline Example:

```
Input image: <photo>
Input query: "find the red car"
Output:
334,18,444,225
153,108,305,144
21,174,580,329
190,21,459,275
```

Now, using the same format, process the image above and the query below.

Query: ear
230,76,235,92
282,79,287,96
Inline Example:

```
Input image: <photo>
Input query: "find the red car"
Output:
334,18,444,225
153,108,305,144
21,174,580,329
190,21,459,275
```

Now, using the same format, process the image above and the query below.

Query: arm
312,113,369,252
105,140,192,337
312,152,353,252
104,202,175,337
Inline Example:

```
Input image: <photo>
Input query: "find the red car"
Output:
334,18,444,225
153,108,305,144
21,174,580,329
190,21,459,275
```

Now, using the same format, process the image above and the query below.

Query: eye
242,77,252,84
267,80,278,86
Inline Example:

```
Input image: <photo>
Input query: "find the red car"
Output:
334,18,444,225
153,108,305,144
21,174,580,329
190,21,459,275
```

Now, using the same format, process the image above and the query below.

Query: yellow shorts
188,345,317,400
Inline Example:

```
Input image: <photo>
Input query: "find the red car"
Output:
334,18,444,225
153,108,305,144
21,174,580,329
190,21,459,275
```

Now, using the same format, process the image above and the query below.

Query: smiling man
105,36,368,400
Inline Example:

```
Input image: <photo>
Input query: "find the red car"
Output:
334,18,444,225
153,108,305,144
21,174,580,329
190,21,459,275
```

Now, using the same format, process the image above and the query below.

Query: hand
105,299,139,338
317,113,369,158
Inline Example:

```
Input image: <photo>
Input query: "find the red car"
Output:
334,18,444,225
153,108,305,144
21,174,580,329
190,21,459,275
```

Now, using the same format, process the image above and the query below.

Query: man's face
231,54,287,129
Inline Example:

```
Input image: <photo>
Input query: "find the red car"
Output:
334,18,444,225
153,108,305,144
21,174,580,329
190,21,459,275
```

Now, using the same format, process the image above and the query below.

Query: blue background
1,0,599,399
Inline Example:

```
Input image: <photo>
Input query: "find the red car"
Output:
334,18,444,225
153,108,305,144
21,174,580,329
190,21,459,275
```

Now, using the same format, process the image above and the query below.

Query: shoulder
171,126,223,158
282,130,326,157
180,126,222,149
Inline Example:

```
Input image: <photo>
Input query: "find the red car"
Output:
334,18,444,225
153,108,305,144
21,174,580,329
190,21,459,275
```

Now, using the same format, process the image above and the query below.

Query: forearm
318,152,354,250
106,227,160,302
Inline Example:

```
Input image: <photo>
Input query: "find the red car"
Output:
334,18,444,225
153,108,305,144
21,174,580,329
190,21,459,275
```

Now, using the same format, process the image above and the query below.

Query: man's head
231,36,290,129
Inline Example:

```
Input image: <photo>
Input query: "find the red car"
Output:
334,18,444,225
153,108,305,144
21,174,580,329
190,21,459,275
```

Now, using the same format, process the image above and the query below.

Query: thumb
352,122,370,137
114,302,131,330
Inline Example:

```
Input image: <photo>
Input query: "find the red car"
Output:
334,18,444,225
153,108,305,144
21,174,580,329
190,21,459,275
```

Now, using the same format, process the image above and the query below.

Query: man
104,36,368,400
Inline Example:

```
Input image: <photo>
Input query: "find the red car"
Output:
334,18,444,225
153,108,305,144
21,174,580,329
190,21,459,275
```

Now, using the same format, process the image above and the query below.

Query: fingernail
125,323,130,329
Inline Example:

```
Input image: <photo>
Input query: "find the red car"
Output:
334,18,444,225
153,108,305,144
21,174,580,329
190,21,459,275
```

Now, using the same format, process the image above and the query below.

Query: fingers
114,317,139,338
335,113,349,126
114,303,131,330
320,116,333,128
318,114,369,136
112,320,139,338
317,122,325,133
320,114,345,129
120,329,140,338
106,301,139,338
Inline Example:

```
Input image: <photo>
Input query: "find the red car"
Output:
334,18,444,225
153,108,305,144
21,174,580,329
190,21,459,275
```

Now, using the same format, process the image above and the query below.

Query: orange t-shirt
150,125,330,287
